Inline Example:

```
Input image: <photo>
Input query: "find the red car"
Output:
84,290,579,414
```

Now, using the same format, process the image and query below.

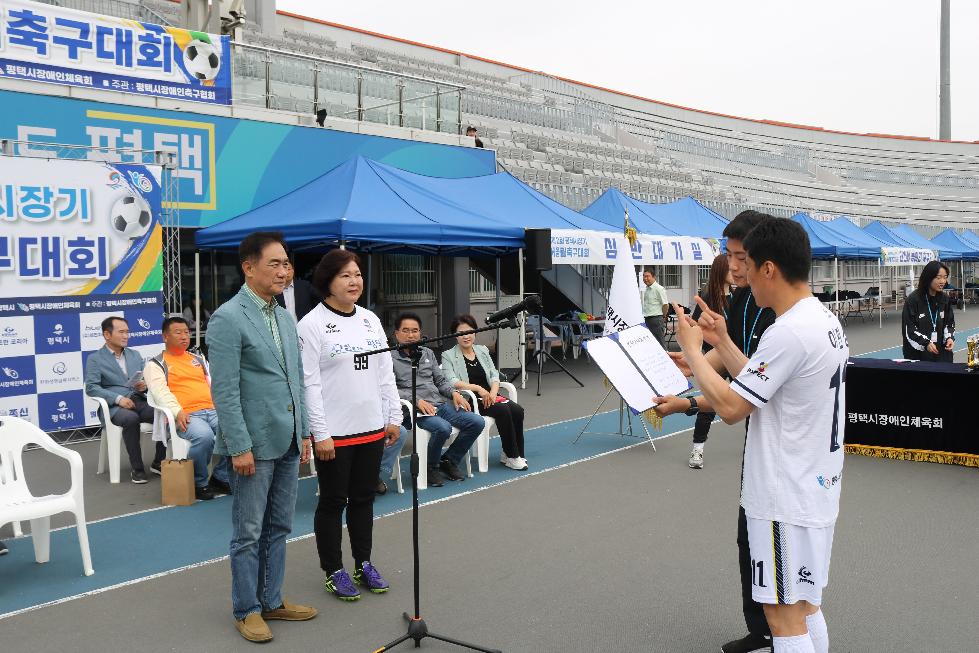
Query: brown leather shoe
261,599,318,622
235,613,273,642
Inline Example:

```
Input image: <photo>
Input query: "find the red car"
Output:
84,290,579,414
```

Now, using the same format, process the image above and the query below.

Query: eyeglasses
398,328,421,334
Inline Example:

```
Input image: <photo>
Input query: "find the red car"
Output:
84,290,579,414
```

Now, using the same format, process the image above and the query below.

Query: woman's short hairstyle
450,314,479,333
311,249,362,297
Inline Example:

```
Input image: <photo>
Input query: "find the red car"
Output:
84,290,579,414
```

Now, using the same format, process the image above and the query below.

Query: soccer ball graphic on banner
110,194,152,239
184,40,221,81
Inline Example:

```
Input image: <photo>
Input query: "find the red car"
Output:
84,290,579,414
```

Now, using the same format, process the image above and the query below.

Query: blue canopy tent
791,214,884,320
888,223,960,261
931,230,979,304
195,156,612,254
582,188,728,238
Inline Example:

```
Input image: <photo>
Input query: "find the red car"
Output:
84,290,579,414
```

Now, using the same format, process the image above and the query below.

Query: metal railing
469,267,496,299
380,255,436,304
232,43,465,134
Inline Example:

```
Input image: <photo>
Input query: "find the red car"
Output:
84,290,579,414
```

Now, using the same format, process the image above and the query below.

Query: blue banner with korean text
0,0,232,104
0,156,164,432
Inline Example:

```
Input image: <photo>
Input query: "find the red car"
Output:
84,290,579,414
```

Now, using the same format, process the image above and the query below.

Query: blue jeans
229,440,300,621
379,426,408,478
417,403,484,467
177,408,229,487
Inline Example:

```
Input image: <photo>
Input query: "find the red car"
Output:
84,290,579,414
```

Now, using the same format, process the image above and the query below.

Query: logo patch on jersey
747,362,769,381
363,318,374,332
797,566,815,585
190,359,201,367
324,323,340,334
816,472,842,489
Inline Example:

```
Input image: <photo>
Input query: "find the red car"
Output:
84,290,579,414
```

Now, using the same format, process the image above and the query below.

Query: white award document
584,324,691,413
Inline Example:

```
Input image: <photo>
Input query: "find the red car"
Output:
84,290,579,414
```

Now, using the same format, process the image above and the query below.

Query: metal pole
264,50,272,109
495,256,502,370
312,65,319,115
518,248,526,389
939,0,951,140
194,251,201,349
357,73,363,122
367,252,372,310
435,85,442,133
457,91,462,135
398,80,404,128
878,259,882,329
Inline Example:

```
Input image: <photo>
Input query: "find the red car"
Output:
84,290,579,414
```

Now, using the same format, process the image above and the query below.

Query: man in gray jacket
391,312,483,488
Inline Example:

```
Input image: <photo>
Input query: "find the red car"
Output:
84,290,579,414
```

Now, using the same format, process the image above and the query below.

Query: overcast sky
278,0,979,142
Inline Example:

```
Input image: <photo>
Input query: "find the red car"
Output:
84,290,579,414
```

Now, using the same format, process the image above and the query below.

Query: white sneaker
515,457,529,469
499,452,509,465
689,449,704,469
503,456,527,470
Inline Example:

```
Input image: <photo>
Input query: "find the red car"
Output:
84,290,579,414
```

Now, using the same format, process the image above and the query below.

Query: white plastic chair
399,390,478,490
91,395,154,483
470,382,518,472
0,416,94,576
145,394,191,460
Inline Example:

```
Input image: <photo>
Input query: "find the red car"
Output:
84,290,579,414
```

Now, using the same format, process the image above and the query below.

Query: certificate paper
584,324,691,413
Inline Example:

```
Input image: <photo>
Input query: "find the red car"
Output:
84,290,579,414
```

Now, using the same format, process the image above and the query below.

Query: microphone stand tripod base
374,613,502,653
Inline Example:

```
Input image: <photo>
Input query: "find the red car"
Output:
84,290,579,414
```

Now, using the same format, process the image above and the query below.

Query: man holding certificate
662,219,847,653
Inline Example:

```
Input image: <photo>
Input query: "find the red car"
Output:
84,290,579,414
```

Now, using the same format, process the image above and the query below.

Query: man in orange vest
145,316,230,500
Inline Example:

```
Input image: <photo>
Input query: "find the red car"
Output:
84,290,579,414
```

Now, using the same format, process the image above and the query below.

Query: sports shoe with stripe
324,569,361,601
353,561,389,593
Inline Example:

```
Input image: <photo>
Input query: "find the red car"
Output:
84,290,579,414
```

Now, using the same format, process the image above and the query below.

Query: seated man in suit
84,316,165,484
390,312,484,488
276,255,322,322
145,316,231,501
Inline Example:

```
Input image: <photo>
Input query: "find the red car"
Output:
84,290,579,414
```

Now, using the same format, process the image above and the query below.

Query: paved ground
2,308,978,652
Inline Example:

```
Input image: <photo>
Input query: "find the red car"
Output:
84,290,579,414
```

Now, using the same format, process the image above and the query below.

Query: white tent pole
519,247,526,390
878,258,882,329
194,251,201,349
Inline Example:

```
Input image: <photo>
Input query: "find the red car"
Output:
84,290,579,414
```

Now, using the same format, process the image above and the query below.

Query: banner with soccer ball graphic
0,156,164,432
0,0,232,104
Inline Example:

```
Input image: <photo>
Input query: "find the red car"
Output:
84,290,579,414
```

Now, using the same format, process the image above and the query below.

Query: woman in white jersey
297,249,402,601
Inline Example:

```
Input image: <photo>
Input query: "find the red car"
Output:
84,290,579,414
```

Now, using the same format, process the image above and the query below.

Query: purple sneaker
353,561,390,593
324,569,361,601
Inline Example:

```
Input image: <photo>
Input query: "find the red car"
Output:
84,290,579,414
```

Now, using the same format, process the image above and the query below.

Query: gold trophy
967,335,978,371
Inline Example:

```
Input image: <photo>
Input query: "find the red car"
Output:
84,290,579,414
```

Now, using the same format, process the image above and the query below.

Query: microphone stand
360,319,514,653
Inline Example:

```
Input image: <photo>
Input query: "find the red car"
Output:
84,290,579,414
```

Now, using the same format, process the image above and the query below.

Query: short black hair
450,314,478,332
312,249,362,297
742,218,811,284
395,312,422,331
644,268,656,277
917,260,950,297
101,316,127,335
722,210,776,242
238,231,286,265
466,126,477,133
162,316,190,333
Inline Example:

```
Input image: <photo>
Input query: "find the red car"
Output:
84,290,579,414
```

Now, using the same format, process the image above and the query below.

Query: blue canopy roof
826,217,891,249
195,157,611,252
931,229,979,260
790,213,879,258
582,188,728,238
889,224,960,261
956,229,979,251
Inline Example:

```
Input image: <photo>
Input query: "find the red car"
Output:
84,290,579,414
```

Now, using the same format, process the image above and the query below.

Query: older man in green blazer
208,232,316,643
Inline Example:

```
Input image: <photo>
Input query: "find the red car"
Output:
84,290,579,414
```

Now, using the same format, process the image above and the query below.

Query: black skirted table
844,358,978,467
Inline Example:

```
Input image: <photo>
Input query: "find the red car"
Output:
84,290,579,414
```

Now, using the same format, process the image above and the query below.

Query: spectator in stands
642,268,670,349
145,316,231,501
466,126,484,148
208,231,317,643
902,260,956,362
441,314,528,471
298,249,402,601
84,316,165,484
276,255,322,322
391,313,484,488
687,254,735,469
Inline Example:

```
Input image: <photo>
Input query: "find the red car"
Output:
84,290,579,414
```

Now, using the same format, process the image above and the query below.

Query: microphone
486,295,542,324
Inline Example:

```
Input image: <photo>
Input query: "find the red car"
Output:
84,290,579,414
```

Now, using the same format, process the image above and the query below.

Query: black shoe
375,477,388,495
0,540,7,556
208,477,231,495
721,633,772,653
426,466,444,488
195,485,216,501
439,458,465,481
131,469,149,484
150,460,162,476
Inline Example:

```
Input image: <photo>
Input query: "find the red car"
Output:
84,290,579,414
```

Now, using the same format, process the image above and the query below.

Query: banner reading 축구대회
0,0,232,104
0,157,164,432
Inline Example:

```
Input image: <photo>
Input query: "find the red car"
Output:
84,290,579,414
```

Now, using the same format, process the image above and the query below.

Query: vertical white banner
604,238,644,335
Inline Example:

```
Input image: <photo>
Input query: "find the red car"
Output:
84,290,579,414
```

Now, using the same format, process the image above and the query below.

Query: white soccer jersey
731,296,849,528
297,303,403,443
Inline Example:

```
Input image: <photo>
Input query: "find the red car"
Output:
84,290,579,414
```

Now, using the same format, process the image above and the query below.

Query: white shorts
746,517,835,606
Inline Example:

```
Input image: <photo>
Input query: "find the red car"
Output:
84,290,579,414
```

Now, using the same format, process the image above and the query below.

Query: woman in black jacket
902,260,955,362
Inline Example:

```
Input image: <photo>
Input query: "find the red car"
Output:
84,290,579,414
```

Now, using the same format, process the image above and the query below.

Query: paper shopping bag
161,459,195,506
